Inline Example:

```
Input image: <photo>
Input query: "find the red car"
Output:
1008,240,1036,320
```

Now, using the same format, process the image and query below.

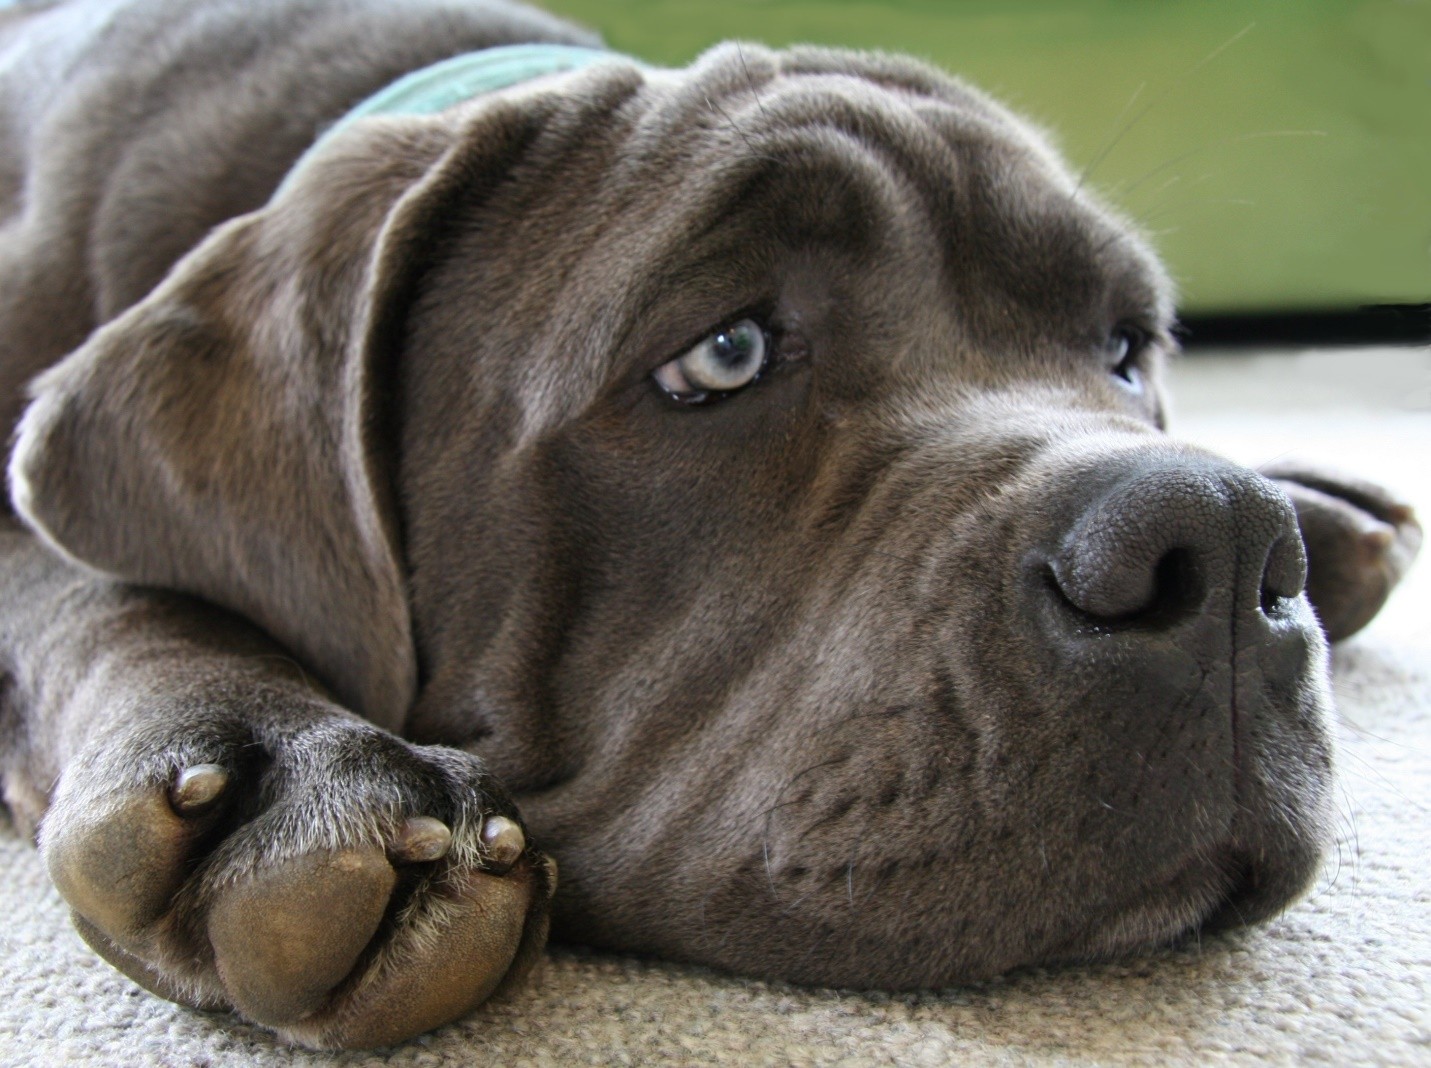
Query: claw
389,816,452,863
169,764,228,814
480,815,525,871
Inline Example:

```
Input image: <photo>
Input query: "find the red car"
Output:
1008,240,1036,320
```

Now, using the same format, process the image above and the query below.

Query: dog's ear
9,103,549,729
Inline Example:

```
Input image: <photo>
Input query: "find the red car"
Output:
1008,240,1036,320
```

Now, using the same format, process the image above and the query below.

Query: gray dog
0,0,1420,1050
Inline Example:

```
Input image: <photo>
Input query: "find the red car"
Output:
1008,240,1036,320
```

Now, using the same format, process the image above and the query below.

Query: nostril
1259,532,1308,615
1260,581,1287,617
1047,546,1205,629
1043,460,1311,634
1150,548,1205,623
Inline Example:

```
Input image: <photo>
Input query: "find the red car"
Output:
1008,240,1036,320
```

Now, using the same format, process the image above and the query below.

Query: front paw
1264,460,1422,641
39,700,553,1049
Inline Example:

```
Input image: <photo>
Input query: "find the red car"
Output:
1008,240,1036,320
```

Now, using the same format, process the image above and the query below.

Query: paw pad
43,724,552,1049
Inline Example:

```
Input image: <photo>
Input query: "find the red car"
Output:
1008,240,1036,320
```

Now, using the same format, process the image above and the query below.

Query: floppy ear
9,104,547,729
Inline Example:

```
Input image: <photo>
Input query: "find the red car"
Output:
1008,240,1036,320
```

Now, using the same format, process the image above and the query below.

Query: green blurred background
537,0,1429,315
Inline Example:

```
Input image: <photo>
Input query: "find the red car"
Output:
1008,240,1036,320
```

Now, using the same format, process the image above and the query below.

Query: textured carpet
1,348,1427,1066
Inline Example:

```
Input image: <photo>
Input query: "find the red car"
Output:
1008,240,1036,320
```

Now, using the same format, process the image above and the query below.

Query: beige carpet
1,347,1427,1066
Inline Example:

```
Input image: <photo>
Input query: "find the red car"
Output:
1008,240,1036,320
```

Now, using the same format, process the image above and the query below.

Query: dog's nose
1015,454,1328,947
1047,458,1307,629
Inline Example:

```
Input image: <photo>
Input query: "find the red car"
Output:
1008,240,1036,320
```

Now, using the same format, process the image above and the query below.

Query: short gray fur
0,0,1419,1051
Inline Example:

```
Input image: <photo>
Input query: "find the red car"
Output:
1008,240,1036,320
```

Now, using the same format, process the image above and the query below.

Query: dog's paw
1264,460,1422,641
39,700,553,1049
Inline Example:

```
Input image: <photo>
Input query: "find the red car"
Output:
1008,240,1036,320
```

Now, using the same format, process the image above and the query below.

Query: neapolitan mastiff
0,0,1420,1049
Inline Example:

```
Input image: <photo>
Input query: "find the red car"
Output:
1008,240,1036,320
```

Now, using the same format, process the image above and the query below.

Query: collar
281,43,619,194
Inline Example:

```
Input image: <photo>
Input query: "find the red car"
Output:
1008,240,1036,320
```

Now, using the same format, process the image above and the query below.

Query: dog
0,0,1420,1050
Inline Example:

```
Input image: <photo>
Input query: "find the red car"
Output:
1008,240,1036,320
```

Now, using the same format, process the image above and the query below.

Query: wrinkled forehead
483,45,1170,424
658,53,1150,242
614,48,1164,321
633,41,1067,177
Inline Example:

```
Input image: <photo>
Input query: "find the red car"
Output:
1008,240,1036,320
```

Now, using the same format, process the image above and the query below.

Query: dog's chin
1048,845,1307,968
536,673,1335,991
548,823,1325,994
835,847,1320,989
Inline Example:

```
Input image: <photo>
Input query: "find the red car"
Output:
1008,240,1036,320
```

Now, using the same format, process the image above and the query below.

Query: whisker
1130,197,1258,229
1114,130,1328,203
1075,80,1146,194
867,547,921,569
757,754,850,897
703,89,785,168
1075,22,1258,194
735,42,772,126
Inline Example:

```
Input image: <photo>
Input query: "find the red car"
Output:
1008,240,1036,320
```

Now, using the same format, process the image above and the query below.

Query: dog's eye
653,319,770,404
1107,325,1148,394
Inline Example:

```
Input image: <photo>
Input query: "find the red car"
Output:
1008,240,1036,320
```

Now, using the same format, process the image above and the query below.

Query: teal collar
282,43,618,192
326,43,615,136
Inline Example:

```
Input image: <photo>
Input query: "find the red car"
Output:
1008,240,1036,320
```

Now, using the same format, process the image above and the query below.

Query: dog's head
11,45,1333,986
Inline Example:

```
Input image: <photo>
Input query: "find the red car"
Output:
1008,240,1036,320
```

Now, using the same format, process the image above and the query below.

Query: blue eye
654,319,769,402
1108,325,1147,393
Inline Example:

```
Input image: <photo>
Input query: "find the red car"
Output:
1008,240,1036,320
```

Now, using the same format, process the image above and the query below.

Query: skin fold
0,0,1420,1049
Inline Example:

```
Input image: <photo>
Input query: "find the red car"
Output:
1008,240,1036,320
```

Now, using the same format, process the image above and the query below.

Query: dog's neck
281,43,617,194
